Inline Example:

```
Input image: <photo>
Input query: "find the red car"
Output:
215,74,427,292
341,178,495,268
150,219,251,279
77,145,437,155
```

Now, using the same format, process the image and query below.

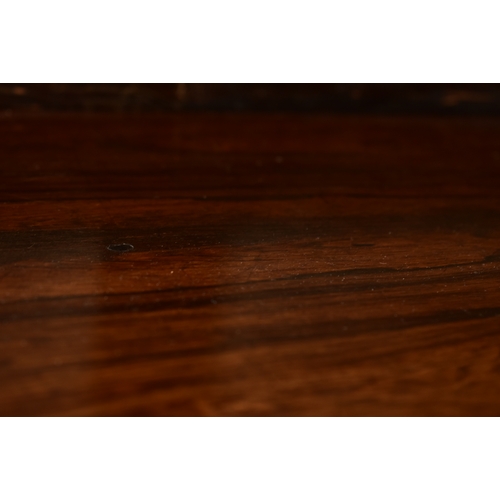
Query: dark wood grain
1,113,500,415
2,83,500,113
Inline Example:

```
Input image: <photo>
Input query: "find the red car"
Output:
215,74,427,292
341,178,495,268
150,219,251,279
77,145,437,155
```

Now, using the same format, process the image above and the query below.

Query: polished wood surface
1,113,500,415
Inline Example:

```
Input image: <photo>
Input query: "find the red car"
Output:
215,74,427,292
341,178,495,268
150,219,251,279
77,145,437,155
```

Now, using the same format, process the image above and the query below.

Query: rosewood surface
1,113,500,415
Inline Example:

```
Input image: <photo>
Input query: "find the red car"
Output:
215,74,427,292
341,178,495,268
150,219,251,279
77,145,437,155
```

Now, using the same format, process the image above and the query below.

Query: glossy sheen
1,113,500,416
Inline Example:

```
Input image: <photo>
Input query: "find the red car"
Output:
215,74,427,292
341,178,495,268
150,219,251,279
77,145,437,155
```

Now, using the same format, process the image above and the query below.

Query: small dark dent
107,243,134,253
352,243,375,247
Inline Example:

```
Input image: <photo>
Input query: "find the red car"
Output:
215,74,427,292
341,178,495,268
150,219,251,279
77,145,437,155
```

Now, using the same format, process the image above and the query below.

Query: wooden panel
1,113,500,415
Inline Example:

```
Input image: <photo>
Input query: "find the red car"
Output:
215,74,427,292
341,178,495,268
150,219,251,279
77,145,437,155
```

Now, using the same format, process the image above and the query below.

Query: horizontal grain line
3,307,500,378
2,193,500,204
1,252,499,313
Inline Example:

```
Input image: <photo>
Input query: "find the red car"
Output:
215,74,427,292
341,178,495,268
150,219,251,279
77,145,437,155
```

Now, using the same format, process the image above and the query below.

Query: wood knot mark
107,243,134,253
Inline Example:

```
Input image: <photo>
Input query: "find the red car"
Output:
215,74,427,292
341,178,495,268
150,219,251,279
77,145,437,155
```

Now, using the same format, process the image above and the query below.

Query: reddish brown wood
1,113,500,415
